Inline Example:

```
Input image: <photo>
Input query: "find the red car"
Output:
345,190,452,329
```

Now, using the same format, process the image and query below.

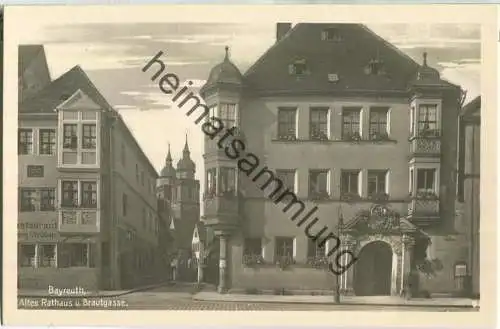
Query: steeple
160,142,176,178
177,133,196,177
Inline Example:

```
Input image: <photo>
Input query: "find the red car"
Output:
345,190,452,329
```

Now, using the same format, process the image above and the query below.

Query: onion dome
160,143,177,178
176,135,196,174
200,46,243,96
414,52,441,83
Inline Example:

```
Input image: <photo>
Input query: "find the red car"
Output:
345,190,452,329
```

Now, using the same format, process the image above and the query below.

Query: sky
17,19,481,189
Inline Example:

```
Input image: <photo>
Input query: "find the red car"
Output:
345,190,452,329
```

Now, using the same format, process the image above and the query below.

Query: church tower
173,135,200,252
157,143,177,202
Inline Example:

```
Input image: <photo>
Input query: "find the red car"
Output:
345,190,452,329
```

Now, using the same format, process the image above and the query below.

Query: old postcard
3,4,497,327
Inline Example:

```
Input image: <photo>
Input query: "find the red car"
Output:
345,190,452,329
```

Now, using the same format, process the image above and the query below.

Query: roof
201,47,243,95
461,96,481,117
19,65,158,177
19,45,47,76
243,23,455,95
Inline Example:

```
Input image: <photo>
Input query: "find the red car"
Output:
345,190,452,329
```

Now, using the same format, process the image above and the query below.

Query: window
19,244,36,267
417,169,436,194
39,129,56,155
18,129,33,155
367,170,388,196
308,239,326,258
40,188,56,211
220,167,236,195
244,238,262,256
310,107,329,140
309,170,329,196
340,170,359,195
206,168,217,196
121,143,126,167
276,170,296,193
122,194,128,216
418,104,438,136
59,243,89,267
219,103,237,129
369,107,388,139
61,181,78,207
19,188,36,212
81,182,97,208
277,108,297,140
82,124,97,149
342,108,361,139
275,237,294,258
321,28,341,41
38,244,56,268
63,124,78,149
289,59,307,75
366,59,384,75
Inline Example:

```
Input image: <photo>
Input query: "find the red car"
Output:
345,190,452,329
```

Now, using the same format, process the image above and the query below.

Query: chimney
276,23,292,42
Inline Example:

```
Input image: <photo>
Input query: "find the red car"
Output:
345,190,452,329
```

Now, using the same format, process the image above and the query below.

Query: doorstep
193,292,476,308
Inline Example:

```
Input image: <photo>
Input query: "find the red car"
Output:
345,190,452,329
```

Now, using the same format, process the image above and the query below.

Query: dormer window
321,28,341,42
289,59,308,76
365,59,384,75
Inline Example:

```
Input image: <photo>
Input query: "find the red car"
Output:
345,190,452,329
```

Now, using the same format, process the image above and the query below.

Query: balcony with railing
409,130,441,157
407,193,440,226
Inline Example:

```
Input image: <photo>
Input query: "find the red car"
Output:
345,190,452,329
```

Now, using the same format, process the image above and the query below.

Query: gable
56,89,102,112
244,23,421,95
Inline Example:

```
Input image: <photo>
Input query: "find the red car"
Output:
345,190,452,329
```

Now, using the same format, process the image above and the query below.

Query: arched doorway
354,241,393,296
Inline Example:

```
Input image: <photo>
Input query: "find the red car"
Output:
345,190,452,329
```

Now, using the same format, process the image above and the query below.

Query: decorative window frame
309,106,331,141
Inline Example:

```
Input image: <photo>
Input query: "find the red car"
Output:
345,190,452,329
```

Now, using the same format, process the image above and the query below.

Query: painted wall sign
27,165,44,177
17,220,59,241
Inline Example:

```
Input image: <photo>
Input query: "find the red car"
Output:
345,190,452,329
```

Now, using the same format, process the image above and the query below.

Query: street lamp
333,204,344,304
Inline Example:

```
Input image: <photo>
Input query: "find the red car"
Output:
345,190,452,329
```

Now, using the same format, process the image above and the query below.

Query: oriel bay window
220,167,236,197
342,108,361,140
418,104,439,137
369,107,389,140
63,124,78,149
309,170,329,199
61,180,98,208
416,168,437,197
277,107,297,140
310,107,329,140
82,124,96,149
206,168,217,199
219,103,237,129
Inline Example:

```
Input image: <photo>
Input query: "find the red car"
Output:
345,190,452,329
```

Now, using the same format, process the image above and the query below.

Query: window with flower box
275,237,295,268
310,107,329,140
416,168,437,197
342,108,361,140
243,238,263,265
369,107,389,140
367,170,388,200
277,107,297,140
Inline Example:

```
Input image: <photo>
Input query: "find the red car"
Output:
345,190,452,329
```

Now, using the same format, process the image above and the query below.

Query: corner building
200,23,468,296
18,45,161,290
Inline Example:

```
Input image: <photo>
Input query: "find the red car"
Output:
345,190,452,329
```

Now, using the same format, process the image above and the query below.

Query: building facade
200,23,468,296
457,96,480,297
18,45,163,291
157,139,200,281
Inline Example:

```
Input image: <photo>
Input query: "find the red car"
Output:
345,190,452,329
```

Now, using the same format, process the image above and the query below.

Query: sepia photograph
3,4,497,327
